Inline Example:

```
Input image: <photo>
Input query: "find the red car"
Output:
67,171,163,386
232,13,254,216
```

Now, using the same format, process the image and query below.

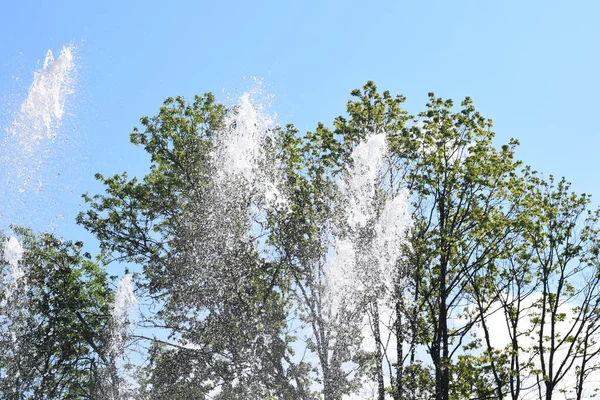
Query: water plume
327,133,411,314
3,236,24,270
212,91,287,213
321,132,412,398
203,89,287,265
109,273,139,397
0,45,76,228
14,47,75,147
111,274,138,345
1,236,25,307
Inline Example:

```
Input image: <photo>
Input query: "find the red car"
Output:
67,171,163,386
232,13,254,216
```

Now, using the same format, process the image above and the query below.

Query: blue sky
1,0,599,235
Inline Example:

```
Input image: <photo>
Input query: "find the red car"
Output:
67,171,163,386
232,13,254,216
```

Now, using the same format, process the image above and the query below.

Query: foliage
6,82,600,400
78,94,309,399
0,228,113,399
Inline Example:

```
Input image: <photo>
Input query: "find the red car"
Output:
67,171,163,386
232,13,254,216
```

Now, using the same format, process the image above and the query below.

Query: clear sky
1,0,599,235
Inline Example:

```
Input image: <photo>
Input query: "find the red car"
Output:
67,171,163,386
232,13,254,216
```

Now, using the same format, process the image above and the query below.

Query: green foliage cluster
3,82,600,400
0,228,114,399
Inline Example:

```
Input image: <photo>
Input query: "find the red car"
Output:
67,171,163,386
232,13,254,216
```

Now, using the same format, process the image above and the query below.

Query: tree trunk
395,296,403,400
372,302,386,400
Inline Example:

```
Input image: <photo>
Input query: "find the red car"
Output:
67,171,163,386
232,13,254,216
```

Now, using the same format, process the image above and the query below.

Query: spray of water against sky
170,88,288,381
327,133,410,314
316,133,411,398
110,274,139,397
0,47,416,397
159,85,407,397
166,88,413,398
0,45,77,229
212,90,287,222
1,236,25,308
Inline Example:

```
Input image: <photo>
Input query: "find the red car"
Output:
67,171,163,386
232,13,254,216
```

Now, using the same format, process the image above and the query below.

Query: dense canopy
3,82,600,400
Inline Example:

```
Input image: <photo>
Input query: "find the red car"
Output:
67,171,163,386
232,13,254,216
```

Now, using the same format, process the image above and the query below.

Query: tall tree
387,92,524,400
0,228,113,399
272,82,415,399
514,176,600,400
75,82,600,400
78,94,307,399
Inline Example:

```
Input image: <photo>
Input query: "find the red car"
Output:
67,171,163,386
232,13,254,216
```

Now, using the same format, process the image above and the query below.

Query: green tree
388,92,523,400
511,176,600,400
75,82,600,400
0,228,113,399
78,94,308,399
273,121,362,400
462,173,600,400
270,82,411,399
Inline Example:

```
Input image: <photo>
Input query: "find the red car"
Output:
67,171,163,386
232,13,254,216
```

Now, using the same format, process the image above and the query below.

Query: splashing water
212,91,286,211
4,236,24,270
215,92,272,183
340,133,388,229
13,47,75,147
4,46,75,185
205,90,287,261
372,191,411,292
1,236,25,306
111,274,138,351
322,133,412,398
0,45,76,228
327,133,411,313
109,274,139,397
